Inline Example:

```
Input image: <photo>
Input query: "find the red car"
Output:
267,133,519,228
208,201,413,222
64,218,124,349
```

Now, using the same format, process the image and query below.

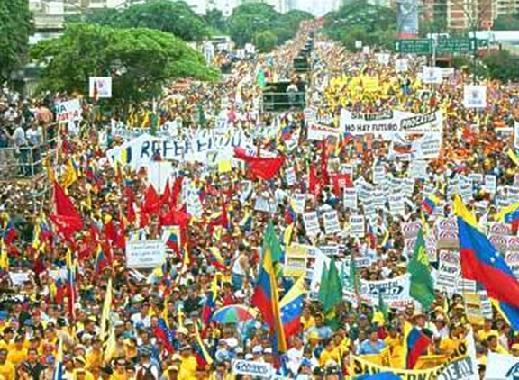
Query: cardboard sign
126,240,165,268
286,167,296,186
323,211,341,235
307,123,340,140
343,187,358,209
422,66,443,84
402,222,422,239
304,212,321,237
395,58,408,72
359,275,411,307
56,99,82,123
463,85,487,108
350,215,365,238
292,194,306,214
89,76,112,98
284,244,309,277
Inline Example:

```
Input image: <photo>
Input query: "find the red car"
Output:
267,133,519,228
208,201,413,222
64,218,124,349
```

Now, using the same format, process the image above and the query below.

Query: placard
126,240,166,268
395,58,408,72
232,360,272,378
515,121,519,149
359,275,411,307
89,76,112,98
56,99,82,123
323,211,341,235
9,272,31,286
486,352,519,380
350,215,365,238
292,194,306,214
422,66,443,84
343,187,358,209
307,123,340,140
286,167,296,186
284,244,309,277
402,222,421,239
463,85,487,108
303,212,320,237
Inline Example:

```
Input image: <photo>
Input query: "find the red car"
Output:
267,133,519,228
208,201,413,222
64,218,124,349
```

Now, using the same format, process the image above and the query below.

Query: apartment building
422,0,495,31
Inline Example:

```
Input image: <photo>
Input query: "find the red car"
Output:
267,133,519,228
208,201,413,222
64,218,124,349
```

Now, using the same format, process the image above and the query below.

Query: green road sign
395,39,431,54
395,38,489,55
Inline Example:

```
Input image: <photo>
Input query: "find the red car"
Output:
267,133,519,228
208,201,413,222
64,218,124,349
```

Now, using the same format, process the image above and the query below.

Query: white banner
307,123,340,141
463,85,487,108
107,129,253,169
56,99,82,123
350,214,365,238
359,275,411,307
395,58,408,72
232,360,272,378
286,167,296,186
89,76,112,98
485,352,519,379
515,121,519,149
126,240,165,268
422,66,443,84
343,187,358,209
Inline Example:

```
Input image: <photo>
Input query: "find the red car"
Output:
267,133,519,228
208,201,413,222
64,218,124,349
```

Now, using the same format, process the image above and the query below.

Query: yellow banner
350,355,475,380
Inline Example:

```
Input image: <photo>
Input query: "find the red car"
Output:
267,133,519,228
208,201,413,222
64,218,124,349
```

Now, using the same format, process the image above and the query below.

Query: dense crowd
0,19,518,380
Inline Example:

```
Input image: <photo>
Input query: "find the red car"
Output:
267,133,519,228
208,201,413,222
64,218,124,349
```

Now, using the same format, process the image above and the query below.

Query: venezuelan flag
251,224,287,353
404,322,431,369
496,201,519,225
3,219,16,245
202,278,218,325
52,337,64,380
458,217,519,329
279,277,305,337
239,211,252,232
193,324,213,367
284,203,296,225
208,247,226,270
152,318,175,353
166,231,179,252
66,250,77,320
422,195,439,215
95,245,109,274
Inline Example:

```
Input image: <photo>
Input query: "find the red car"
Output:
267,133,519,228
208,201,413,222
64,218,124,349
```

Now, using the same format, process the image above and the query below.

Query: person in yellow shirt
178,346,197,380
385,326,404,367
487,335,508,355
319,339,341,367
109,359,128,380
477,318,498,343
300,306,315,331
0,349,15,380
0,328,14,351
6,336,26,368
85,339,103,372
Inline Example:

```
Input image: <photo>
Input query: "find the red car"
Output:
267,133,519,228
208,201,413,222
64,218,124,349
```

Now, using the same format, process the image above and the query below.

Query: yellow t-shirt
301,315,315,331
477,329,498,342
178,356,197,380
0,362,15,380
319,347,341,367
86,350,103,371
109,372,127,380
6,348,26,367
72,369,95,380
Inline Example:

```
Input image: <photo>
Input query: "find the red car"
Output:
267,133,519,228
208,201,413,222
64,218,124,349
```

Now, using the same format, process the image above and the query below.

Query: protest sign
488,222,512,236
107,128,253,170
304,212,321,237
463,85,487,108
402,222,421,239
284,244,309,277
508,236,519,252
515,121,519,149
376,53,390,65
486,352,519,379
464,293,484,325
343,187,357,209
373,165,386,185
395,58,408,72
359,275,410,307
323,211,341,235
349,215,365,238
292,194,306,214
506,251,519,277
254,196,276,214
388,193,405,216
307,123,340,140
9,272,31,286
126,240,165,268
350,354,476,379
484,175,497,194
89,76,112,98
232,360,272,378
161,226,181,252
285,167,296,186
56,99,82,123
433,269,458,294
422,66,443,84
488,234,508,252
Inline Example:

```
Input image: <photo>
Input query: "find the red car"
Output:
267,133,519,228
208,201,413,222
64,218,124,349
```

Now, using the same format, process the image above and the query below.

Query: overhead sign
395,39,432,54
125,240,166,268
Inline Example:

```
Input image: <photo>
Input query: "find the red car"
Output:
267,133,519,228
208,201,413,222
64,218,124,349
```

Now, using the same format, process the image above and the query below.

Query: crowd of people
0,18,518,380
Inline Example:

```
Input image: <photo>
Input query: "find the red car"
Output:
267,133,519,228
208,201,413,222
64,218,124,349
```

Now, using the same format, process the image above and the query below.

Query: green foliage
31,24,219,106
254,31,278,52
482,50,519,82
228,3,312,49
74,0,209,41
0,0,33,83
493,14,519,31
323,0,396,50
204,9,227,34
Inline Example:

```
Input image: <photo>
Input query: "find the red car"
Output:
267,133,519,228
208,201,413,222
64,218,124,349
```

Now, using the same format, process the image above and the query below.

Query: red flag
331,174,352,197
234,148,284,180
104,218,117,242
161,181,171,206
142,185,160,214
308,165,322,196
52,181,82,228
321,143,330,186
170,176,184,207
126,202,136,224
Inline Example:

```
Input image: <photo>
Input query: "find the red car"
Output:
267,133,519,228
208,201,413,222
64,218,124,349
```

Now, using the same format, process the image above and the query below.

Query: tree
31,24,219,108
205,9,227,34
483,50,519,82
0,0,33,83
228,3,312,49
323,0,396,49
493,14,519,31
74,0,209,41
254,31,278,52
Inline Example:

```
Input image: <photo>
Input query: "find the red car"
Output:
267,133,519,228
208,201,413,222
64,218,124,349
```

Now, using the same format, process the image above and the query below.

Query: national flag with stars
422,195,440,215
152,318,175,353
279,276,305,337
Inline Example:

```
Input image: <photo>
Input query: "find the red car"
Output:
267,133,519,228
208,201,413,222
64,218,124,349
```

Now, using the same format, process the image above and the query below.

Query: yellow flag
507,149,519,166
61,159,78,188
496,201,519,222
0,240,8,270
452,194,478,228
100,278,113,341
